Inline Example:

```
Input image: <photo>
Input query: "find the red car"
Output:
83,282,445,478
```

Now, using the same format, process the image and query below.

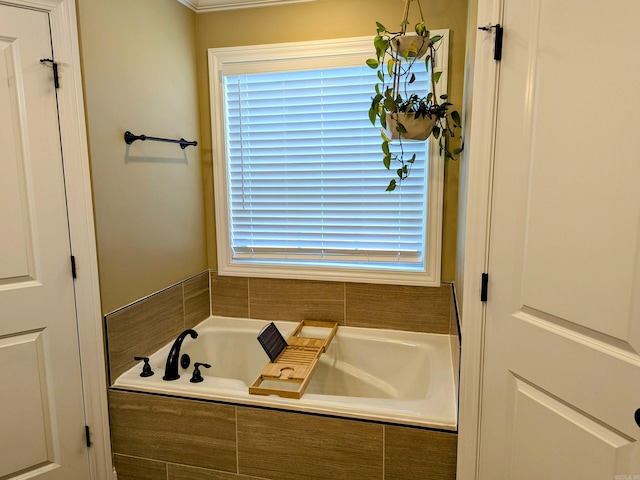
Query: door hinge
39,58,59,88
481,273,489,302
85,425,92,448
478,23,504,61
70,255,77,279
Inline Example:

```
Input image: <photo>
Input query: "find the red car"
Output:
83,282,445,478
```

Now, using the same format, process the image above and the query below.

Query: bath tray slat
249,320,339,399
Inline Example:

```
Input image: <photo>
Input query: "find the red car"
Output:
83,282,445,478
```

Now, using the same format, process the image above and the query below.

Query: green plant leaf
409,73,416,84
415,21,427,37
453,147,463,154
368,107,376,125
440,94,448,100
386,179,397,192
377,70,384,82
432,126,441,139
374,36,389,58
383,97,396,112
376,22,387,33
382,140,390,155
430,35,443,44
434,71,443,84
366,58,379,69
387,58,394,77
381,129,391,143
451,110,462,126
408,154,417,164
383,153,392,170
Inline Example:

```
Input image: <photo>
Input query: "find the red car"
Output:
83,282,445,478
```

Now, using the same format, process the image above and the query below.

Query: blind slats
223,62,429,267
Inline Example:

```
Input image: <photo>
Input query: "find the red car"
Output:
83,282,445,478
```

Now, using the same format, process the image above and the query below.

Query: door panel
0,331,51,476
509,376,635,480
0,4,91,479
479,0,640,477
0,34,37,283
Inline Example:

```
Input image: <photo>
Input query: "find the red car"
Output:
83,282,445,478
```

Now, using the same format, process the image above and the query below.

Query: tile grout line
181,281,186,329
343,282,347,326
235,406,240,474
382,424,386,480
247,278,251,318
209,270,213,317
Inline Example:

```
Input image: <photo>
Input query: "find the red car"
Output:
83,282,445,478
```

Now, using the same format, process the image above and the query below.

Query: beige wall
196,0,468,281
77,0,208,314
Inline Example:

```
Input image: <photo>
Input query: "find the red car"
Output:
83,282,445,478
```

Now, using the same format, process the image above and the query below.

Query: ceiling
177,0,319,12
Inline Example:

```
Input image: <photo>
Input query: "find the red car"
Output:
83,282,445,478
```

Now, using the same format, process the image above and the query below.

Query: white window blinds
223,64,428,269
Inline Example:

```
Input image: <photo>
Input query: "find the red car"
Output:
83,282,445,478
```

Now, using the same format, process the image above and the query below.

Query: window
208,34,449,286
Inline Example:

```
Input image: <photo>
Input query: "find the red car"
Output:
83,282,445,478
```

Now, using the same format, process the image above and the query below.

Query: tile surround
385,426,458,480
237,408,383,479
105,271,210,383
210,272,249,318
208,271,455,334
249,277,345,324
109,391,456,480
106,271,459,384
113,454,167,480
346,282,451,333
105,271,460,479
109,390,237,472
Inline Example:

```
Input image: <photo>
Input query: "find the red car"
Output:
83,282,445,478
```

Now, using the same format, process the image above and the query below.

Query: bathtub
112,316,458,430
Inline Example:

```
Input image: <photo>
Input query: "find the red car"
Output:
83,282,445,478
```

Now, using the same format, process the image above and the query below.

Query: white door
478,0,640,478
0,4,91,479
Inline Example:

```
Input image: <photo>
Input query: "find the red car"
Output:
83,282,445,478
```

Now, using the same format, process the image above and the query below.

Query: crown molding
177,0,319,13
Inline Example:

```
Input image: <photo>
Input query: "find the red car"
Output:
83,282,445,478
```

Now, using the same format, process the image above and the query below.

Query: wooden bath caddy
249,320,339,399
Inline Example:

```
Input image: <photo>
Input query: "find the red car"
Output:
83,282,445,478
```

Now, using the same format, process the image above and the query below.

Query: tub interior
157,322,431,400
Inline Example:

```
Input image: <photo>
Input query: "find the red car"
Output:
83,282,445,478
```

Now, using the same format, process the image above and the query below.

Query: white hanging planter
392,33,431,59
387,112,437,141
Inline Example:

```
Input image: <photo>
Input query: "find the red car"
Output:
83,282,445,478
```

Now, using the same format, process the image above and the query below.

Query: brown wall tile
249,277,344,323
450,284,460,391
210,271,249,318
345,283,452,333
385,426,457,480
106,285,184,382
168,464,262,480
184,272,210,328
109,391,237,472
237,408,382,480
114,454,167,480
449,283,459,338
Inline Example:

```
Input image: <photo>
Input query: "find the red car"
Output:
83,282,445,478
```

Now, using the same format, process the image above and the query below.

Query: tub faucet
163,329,198,381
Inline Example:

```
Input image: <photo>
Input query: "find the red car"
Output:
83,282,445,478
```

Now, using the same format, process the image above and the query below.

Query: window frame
208,33,449,287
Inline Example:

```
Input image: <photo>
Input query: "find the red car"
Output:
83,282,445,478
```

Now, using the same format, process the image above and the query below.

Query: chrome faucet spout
163,329,198,381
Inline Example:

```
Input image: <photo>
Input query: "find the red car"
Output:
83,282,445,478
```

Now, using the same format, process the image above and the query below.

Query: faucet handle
134,356,154,377
190,362,211,383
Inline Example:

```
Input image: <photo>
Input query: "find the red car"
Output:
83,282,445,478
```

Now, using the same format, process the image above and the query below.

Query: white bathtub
113,316,458,430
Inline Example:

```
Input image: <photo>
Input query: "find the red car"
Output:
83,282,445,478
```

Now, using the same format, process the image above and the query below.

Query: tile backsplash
104,271,210,384
210,271,454,334
105,270,458,385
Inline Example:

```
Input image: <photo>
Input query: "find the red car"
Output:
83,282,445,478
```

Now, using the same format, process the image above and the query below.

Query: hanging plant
366,0,462,191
